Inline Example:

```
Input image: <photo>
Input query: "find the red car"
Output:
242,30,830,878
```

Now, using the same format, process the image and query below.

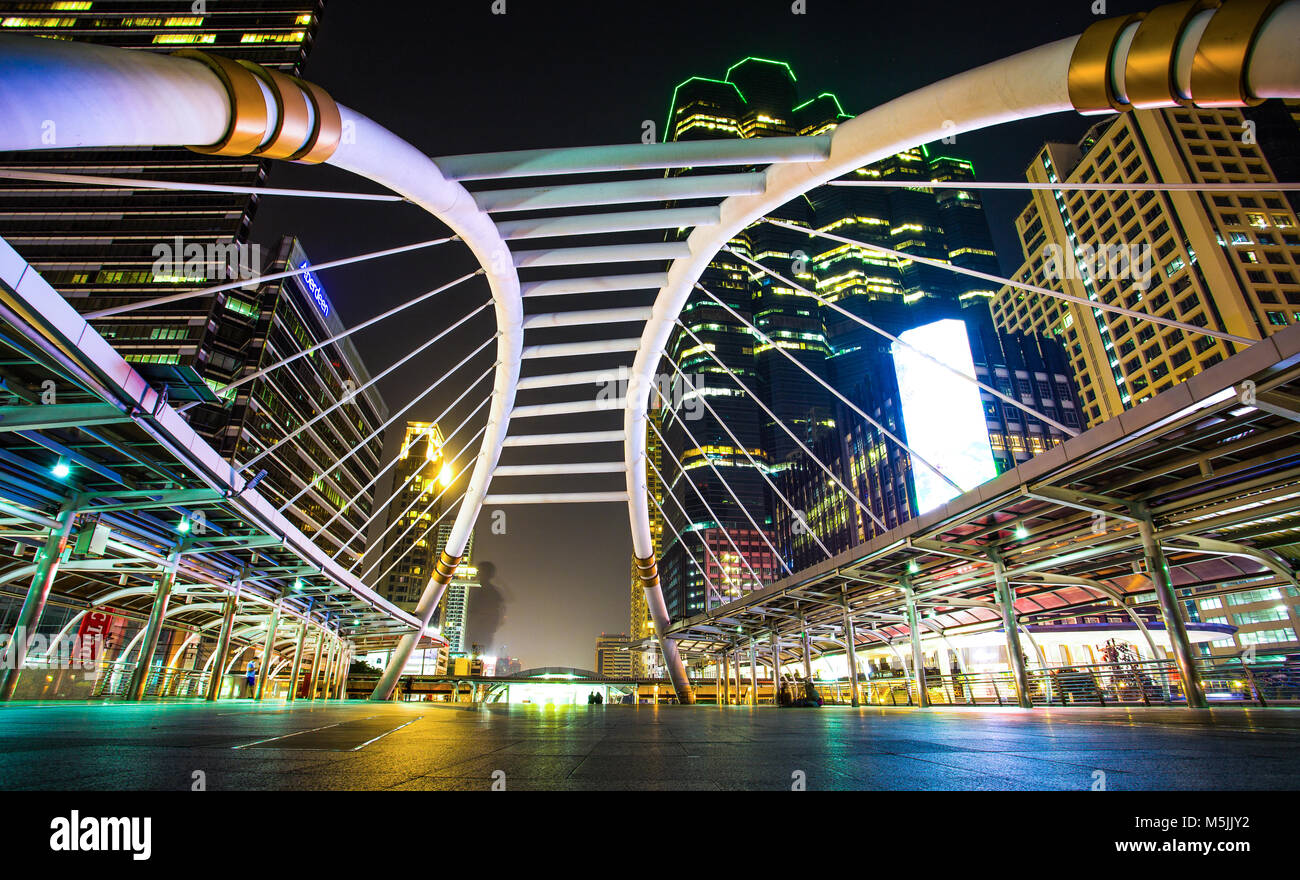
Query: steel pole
0,502,76,701
125,548,181,702
770,631,781,705
308,632,324,698
841,594,861,707
748,640,758,706
205,594,237,702
991,555,1033,709
903,579,929,708
721,652,730,705
286,622,307,702
800,615,813,682
253,605,280,700
320,638,337,700
1137,513,1208,709
337,643,351,698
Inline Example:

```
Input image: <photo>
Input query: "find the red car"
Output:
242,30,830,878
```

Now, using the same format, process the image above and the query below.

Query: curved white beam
0,36,521,694
623,2,1300,704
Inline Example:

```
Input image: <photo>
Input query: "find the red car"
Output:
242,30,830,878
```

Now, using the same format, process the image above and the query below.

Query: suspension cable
242,300,492,471
344,401,490,565
673,318,888,533
642,448,743,601
279,337,496,513
356,435,484,581
725,245,1078,437
366,488,469,590
335,395,492,564
179,269,484,414
646,414,766,592
312,364,496,541
649,381,792,578
660,354,834,560
84,235,457,319
645,479,723,607
764,217,1255,346
0,168,409,201
695,281,964,496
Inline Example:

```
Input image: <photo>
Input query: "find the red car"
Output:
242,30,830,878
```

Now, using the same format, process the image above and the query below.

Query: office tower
377,422,448,611
0,1,323,427
776,307,1082,570
435,525,478,655
990,107,1300,428
595,633,633,679
656,59,1002,620
216,235,388,566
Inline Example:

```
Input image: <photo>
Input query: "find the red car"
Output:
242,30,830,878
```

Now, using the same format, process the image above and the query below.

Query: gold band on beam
633,554,659,587
175,51,341,164
174,50,268,156
1068,13,1148,114
1191,0,1286,107
1069,0,1282,114
1124,0,1219,109
288,76,342,164
239,62,312,159
433,550,462,584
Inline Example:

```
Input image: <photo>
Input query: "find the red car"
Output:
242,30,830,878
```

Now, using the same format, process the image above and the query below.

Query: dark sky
250,0,1151,667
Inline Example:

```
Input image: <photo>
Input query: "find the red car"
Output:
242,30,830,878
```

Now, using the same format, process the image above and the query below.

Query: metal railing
816,658,1300,707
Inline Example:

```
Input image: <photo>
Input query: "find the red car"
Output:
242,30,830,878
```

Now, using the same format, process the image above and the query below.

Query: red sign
74,610,121,662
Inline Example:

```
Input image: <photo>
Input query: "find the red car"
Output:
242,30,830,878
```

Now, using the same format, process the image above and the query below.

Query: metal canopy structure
666,326,1300,664
0,1,1298,706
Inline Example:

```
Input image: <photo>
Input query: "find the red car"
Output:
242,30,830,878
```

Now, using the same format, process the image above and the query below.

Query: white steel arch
0,33,523,700
623,0,1300,703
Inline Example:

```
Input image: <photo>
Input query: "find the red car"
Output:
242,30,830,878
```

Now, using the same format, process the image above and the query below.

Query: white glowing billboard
891,318,997,514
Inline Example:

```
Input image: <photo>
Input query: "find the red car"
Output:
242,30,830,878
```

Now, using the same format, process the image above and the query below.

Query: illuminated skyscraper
435,523,478,655
991,107,1300,428
0,1,324,430
218,235,388,566
656,58,1002,620
376,422,449,611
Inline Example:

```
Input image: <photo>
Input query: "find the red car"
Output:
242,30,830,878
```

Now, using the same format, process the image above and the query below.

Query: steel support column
254,605,280,700
125,547,181,702
800,615,813,682
722,651,731,705
337,643,351,698
0,501,76,701
749,640,758,706
1137,512,1208,709
991,554,1033,709
770,631,781,705
321,637,337,700
205,594,237,702
903,578,929,708
286,621,307,703
841,593,861,708
308,632,324,699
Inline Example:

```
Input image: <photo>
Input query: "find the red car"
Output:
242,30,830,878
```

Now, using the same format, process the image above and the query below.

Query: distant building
991,107,1300,428
376,422,448,610
776,307,1081,570
212,236,388,566
595,633,633,679
436,525,479,655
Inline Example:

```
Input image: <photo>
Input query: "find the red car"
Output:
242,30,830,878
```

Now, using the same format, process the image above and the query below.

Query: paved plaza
0,701,1296,791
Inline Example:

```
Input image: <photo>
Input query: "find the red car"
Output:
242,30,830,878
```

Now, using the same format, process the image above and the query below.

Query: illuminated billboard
891,318,996,514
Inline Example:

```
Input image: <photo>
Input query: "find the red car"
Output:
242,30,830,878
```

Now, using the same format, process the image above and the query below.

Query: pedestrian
245,658,257,697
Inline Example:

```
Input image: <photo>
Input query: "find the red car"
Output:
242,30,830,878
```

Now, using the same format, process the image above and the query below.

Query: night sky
250,0,1152,667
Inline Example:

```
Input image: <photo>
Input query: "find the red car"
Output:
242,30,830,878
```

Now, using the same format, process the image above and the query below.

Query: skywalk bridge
0,1,1298,710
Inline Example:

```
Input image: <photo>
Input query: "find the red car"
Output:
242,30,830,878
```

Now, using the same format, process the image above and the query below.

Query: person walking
245,658,257,698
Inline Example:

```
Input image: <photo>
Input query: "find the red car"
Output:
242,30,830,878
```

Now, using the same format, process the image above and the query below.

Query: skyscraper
435,523,478,655
595,633,633,679
376,422,449,612
0,1,324,435
218,235,389,565
655,59,1003,621
991,107,1300,427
